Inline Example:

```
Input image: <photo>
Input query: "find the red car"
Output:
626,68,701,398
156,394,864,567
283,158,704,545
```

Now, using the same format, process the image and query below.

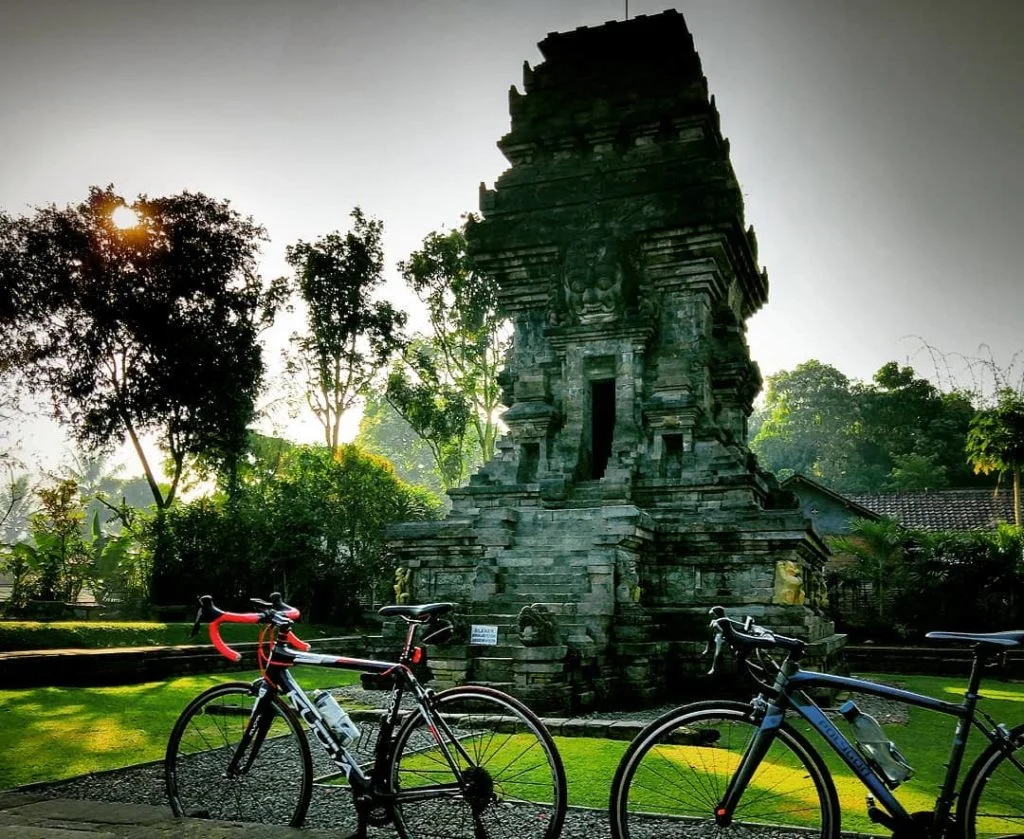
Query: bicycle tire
165,681,313,827
958,721,1024,839
388,684,567,839
609,700,840,839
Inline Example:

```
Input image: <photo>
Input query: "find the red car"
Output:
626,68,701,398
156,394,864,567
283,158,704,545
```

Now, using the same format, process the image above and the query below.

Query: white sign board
469,625,499,646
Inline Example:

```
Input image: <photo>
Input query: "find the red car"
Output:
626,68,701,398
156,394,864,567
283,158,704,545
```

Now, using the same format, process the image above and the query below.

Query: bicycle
165,593,567,839
608,605,1023,839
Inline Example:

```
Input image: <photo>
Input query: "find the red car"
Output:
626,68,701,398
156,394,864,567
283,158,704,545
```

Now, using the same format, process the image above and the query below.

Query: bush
893,526,1023,635
828,523,1023,639
148,444,443,624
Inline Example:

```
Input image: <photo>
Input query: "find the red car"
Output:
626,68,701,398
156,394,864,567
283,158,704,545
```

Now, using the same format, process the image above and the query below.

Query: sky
1,0,1022,474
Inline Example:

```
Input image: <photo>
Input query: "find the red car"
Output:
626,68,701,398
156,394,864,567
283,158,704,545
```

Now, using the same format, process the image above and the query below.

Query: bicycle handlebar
705,606,805,675
192,593,308,663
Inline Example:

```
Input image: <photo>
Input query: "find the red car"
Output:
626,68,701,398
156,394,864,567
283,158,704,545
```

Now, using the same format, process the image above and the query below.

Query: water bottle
312,690,360,747
839,700,913,787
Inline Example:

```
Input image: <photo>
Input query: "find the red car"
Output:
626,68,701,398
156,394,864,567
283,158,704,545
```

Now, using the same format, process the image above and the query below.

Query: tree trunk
1014,464,1021,528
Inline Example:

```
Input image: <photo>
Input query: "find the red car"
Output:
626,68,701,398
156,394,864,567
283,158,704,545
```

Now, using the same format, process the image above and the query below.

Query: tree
966,388,1024,526
284,208,407,450
854,362,976,491
356,390,458,496
149,443,443,621
751,360,858,486
752,359,981,493
396,224,508,468
6,479,90,604
386,341,474,491
0,187,279,510
830,517,907,620
0,464,31,545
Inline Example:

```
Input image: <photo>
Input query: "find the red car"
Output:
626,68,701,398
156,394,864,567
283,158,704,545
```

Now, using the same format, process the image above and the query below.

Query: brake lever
702,628,727,675
189,607,202,639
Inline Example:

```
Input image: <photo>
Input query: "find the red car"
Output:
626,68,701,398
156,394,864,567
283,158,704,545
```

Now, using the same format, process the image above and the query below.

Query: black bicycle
609,606,1023,839
165,593,567,839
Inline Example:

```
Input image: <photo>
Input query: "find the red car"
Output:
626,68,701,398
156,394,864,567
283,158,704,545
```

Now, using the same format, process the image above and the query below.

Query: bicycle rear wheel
165,681,313,826
388,685,567,839
959,722,1024,839
609,700,840,839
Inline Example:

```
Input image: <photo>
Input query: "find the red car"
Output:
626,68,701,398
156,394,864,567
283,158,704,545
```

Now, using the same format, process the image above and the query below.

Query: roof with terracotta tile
846,488,1016,532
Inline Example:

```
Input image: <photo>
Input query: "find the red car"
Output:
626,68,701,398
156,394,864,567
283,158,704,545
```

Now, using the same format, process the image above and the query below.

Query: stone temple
388,10,843,710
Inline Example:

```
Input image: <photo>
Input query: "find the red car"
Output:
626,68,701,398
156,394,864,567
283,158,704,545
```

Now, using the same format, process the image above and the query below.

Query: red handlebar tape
207,606,304,662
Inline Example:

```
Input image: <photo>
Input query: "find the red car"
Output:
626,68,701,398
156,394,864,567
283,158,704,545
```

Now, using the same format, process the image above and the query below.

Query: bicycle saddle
925,630,1024,649
379,602,455,621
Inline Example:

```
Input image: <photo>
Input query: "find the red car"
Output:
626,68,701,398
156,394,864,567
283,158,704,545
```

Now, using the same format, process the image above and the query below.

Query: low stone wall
846,645,1024,680
0,636,392,688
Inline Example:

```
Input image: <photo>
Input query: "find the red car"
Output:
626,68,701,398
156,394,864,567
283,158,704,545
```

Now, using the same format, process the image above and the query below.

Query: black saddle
378,602,455,621
926,630,1024,650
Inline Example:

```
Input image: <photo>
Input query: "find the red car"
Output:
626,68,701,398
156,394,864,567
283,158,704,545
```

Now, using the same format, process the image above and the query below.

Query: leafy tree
284,208,407,450
356,390,456,496
966,388,1024,526
753,359,981,493
395,224,508,470
0,464,31,545
829,517,907,620
0,187,280,510
751,360,858,486
855,362,976,491
3,479,91,605
386,341,474,492
886,453,949,491
149,444,443,622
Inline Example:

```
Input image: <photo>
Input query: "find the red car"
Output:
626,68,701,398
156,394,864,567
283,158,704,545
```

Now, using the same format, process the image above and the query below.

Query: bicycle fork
714,699,784,826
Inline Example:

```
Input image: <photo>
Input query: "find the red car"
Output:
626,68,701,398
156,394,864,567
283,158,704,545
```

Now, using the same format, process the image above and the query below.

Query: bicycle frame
245,622,477,807
722,654,1011,836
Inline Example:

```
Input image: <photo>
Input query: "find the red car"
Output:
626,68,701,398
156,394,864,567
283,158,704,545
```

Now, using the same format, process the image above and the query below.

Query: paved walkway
0,794,343,838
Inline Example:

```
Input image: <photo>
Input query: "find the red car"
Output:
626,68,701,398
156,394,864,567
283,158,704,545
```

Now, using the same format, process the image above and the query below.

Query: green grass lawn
0,668,360,790
0,621,359,652
1,669,1021,833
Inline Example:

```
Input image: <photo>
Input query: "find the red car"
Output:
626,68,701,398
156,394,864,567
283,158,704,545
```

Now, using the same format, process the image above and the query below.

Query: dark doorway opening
663,434,683,479
591,379,615,479
517,442,540,484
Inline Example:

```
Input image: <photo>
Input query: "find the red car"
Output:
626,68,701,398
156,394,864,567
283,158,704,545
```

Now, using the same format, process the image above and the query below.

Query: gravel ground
23,683,907,837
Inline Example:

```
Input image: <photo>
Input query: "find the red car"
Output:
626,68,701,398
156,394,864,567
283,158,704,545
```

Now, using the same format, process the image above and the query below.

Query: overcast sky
1,0,1022,471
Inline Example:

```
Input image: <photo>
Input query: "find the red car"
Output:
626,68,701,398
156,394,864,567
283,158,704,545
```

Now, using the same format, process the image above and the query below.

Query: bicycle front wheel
389,684,567,839
609,700,840,839
959,722,1024,839
165,681,313,827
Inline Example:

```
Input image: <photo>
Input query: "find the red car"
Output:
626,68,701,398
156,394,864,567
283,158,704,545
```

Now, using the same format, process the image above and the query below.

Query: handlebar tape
197,594,304,662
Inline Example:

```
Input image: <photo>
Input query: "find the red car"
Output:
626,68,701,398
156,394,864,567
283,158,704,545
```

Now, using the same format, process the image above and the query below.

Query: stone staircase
460,507,608,691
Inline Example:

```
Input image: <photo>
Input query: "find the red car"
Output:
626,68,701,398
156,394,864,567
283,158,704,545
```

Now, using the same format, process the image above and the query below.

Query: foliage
893,525,1023,636
283,208,407,450
54,449,154,535
386,340,474,491
355,391,451,495
0,187,279,509
828,521,1023,639
751,360,980,493
829,518,909,620
0,463,31,545
148,443,443,623
392,223,508,482
2,480,91,606
752,360,858,485
966,388,1024,526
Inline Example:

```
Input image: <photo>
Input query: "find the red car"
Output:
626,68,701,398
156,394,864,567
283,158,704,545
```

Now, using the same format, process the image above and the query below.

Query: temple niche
387,10,844,711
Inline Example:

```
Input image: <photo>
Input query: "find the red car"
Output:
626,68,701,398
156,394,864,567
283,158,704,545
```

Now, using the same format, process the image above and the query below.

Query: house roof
846,488,1017,532
781,475,881,520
